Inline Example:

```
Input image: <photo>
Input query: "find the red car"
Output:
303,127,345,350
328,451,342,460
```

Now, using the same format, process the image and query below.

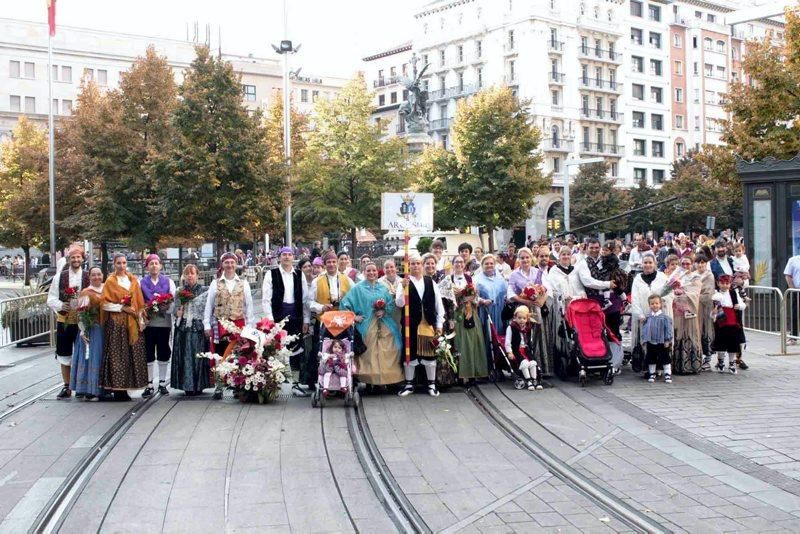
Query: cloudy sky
6,0,430,78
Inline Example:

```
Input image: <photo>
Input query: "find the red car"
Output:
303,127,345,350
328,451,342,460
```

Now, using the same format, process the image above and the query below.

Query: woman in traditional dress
101,254,148,401
475,254,508,373
71,267,105,400
378,258,403,328
450,256,488,383
695,254,716,370
424,253,457,386
171,264,210,396
341,263,404,387
631,253,673,374
672,256,703,373
507,248,548,373
547,246,583,367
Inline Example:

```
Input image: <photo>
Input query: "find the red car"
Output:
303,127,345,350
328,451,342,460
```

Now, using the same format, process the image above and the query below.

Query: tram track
467,384,671,534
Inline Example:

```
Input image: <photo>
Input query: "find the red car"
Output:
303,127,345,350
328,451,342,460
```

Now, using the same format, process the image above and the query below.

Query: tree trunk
350,227,358,259
22,245,31,287
100,242,109,277
178,245,183,280
487,224,495,253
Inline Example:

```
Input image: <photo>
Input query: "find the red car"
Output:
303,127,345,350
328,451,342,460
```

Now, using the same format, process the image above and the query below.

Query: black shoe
398,382,414,397
737,359,748,370
212,389,223,400
56,385,71,399
113,391,131,402
158,384,169,396
75,393,86,399
142,386,154,398
427,383,440,397
84,394,97,401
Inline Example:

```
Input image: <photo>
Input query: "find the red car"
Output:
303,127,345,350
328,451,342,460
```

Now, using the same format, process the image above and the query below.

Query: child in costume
318,339,350,395
504,306,543,391
712,274,747,374
641,294,674,384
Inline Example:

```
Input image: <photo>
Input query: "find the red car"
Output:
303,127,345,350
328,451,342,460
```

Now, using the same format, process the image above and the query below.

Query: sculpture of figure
399,53,430,134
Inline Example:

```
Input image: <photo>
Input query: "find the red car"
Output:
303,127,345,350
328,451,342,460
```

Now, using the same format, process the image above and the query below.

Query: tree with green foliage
0,118,49,285
413,146,465,231
294,75,410,248
722,6,800,160
153,46,280,254
569,162,628,234
627,178,657,234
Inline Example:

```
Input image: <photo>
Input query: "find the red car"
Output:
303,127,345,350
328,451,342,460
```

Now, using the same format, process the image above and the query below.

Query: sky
4,0,430,78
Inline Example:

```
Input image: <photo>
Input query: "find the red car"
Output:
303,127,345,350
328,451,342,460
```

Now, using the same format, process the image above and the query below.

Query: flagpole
47,30,56,262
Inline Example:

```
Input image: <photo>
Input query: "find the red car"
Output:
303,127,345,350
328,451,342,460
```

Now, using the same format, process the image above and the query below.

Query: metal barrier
783,288,800,355
0,292,52,348
742,285,785,336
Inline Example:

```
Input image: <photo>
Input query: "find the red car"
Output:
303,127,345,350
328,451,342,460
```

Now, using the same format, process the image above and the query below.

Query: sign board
381,192,434,232
706,216,716,230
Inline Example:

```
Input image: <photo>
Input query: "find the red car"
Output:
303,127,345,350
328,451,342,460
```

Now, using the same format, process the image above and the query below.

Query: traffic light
547,219,554,230
554,219,561,230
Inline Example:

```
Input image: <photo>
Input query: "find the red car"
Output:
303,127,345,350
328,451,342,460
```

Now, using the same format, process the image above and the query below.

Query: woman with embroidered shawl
101,254,148,401
671,257,703,374
506,248,549,373
341,263,404,386
71,267,106,400
172,264,210,395
547,246,583,366
475,254,508,373
450,256,488,382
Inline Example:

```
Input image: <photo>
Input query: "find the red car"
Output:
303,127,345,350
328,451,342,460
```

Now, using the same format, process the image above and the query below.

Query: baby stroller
563,298,616,387
311,311,358,408
486,315,534,390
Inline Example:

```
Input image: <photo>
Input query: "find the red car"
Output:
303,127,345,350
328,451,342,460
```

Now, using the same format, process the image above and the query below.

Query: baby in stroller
319,339,351,396
504,306,543,391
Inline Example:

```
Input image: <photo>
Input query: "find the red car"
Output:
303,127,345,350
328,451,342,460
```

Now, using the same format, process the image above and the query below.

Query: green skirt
454,309,488,379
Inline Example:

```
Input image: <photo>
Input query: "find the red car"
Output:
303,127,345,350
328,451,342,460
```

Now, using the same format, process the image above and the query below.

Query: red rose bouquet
177,288,195,306
58,286,79,316
522,284,547,300
120,294,132,307
145,293,174,319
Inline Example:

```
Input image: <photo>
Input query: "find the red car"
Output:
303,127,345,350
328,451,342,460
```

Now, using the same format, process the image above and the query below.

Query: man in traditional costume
46,244,89,399
204,252,255,400
140,254,176,398
395,254,445,397
262,247,310,397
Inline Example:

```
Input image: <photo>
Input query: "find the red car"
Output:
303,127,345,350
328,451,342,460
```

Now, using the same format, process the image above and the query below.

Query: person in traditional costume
425,253,458,387
378,258,403,327
307,251,353,389
535,246,558,376
695,255,717,371
70,267,105,400
547,246,583,366
172,264,210,396
430,240,449,275
712,274,747,374
474,254,508,372
671,257,703,374
507,248,549,376
337,252,362,283
262,246,309,397
457,243,480,275
396,254,445,397
204,252,255,400
505,306,542,390
341,262,403,387
101,254,149,401
298,258,314,287
450,256,488,383
311,257,325,278
46,244,89,399
630,253,673,374
140,254,176,398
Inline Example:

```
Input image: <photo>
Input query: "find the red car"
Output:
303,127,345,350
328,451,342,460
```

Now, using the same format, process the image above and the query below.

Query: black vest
409,276,437,327
509,323,532,361
59,268,90,301
270,267,303,319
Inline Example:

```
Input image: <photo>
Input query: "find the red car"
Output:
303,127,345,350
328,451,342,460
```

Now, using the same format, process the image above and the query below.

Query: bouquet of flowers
58,286,79,316
460,283,477,300
177,288,196,306
431,333,457,373
145,293,174,320
76,296,98,360
120,294,132,307
661,278,682,297
522,284,547,300
373,298,386,318
201,317,296,403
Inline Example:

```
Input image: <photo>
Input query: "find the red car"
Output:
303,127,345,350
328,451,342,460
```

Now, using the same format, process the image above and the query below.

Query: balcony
548,40,564,53
672,15,689,26
373,76,401,88
427,83,477,101
579,142,624,157
580,109,623,123
504,75,519,86
579,76,622,93
548,72,565,84
579,45,622,63
576,15,623,35
429,117,452,131
540,137,574,152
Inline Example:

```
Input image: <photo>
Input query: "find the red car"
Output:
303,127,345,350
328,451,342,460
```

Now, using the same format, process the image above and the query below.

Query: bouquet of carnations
58,286,79,316
661,278,682,297
522,284,547,300
373,298,386,318
177,288,196,306
76,296,98,360
145,293,174,320
200,317,296,403
119,294,132,307
431,332,457,373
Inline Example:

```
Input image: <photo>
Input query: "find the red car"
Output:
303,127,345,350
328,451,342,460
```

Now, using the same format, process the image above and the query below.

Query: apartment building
362,42,412,137
0,18,346,141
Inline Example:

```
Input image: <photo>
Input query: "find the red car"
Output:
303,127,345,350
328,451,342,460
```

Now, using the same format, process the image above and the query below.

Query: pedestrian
547,246,582,365
100,254,149,401
262,246,310,397
641,295,674,384
450,256,488,383
203,252,255,400
710,240,734,281
140,254,176,398
70,266,105,400
172,264,210,396
672,256,703,374
695,255,717,370
430,240,448,274
630,253,672,373
46,243,89,399
712,274,747,373
378,258,403,327
784,253,800,345
495,252,512,280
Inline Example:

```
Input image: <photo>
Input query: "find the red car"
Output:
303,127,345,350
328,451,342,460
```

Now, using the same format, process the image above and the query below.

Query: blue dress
70,290,105,397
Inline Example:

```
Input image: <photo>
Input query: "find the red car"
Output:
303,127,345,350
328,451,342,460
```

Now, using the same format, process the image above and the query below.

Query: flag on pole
47,0,57,36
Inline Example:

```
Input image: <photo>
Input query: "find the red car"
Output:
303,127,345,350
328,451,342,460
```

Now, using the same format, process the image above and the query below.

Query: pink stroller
311,311,358,408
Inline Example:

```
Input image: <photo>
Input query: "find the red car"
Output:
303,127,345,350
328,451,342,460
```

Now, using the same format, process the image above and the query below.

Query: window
694,115,700,131
24,96,35,113
594,39,602,57
378,94,385,106
608,42,615,59
648,5,661,21
242,84,256,101
650,59,662,76
9,60,20,78
582,95,589,114
676,141,685,156
630,0,642,17
508,29,515,49
24,62,35,79
312,90,319,103
675,115,684,129
476,40,482,58
716,40,725,53
631,28,643,46
422,54,428,66
693,89,700,103
704,63,713,77
52,64,59,81
694,10,702,19
390,92,397,104
705,90,715,104
651,114,663,130
716,65,726,79
693,62,699,75
62,99,72,115
649,32,662,49
439,74,446,89
650,86,663,103
633,139,646,156
509,60,516,81
439,49,446,66
550,28,558,45
553,157,561,173
457,72,464,91
97,69,108,85
674,61,683,75
675,88,684,102
551,90,559,106
610,162,618,177
704,37,712,50
477,67,483,88
732,47,739,61
707,13,716,23
673,33,682,48
632,111,645,128
652,169,665,184
632,83,644,100
457,45,464,63
9,95,20,112
634,168,646,182
652,141,664,157
52,98,59,115
581,36,588,53
300,89,308,103
403,89,409,100
631,56,644,73
692,36,698,49
83,68,94,80
581,64,588,84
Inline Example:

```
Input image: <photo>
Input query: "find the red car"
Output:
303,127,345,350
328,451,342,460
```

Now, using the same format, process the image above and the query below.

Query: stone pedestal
405,129,433,154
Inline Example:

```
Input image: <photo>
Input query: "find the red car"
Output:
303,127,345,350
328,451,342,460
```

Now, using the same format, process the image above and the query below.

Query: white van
389,232,486,260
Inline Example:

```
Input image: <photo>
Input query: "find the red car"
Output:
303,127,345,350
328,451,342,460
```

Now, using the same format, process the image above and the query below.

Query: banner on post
381,192,434,232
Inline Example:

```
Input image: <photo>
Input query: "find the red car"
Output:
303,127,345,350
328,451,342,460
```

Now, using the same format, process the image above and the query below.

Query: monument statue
399,53,430,134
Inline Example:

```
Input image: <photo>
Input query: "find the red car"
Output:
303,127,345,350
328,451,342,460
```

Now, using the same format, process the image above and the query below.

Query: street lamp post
562,157,604,232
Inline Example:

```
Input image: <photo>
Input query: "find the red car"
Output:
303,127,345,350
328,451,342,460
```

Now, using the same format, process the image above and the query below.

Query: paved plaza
0,332,799,533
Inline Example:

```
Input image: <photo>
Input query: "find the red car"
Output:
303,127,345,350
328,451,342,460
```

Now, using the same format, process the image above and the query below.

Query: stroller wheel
603,369,614,386
488,369,498,383
578,369,587,388
345,391,353,407
513,377,526,390
312,390,319,408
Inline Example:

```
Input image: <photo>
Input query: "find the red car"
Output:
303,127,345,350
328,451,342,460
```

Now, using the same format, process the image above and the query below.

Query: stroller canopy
565,298,611,358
